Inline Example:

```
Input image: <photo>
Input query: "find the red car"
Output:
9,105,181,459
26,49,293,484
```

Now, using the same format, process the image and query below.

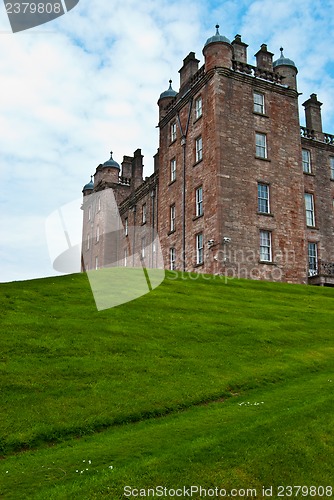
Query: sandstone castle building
81,26,334,286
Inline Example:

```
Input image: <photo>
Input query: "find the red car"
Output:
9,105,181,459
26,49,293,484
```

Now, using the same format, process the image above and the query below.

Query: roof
204,25,231,47
83,177,94,191
273,47,297,69
159,80,177,100
103,151,120,169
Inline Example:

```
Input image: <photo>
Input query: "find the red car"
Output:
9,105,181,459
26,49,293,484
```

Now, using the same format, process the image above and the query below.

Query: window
330,157,334,180
195,136,203,162
142,203,147,224
170,247,176,270
97,196,101,212
170,122,176,142
302,149,312,173
258,183,270,213
96,225,100,243
87,234,90,250
195,96,202,119
124,248,128,267
141,237,146,259
88,205,92,221
195,186,203,217
254,92,265,114
95,256,98,270
125,217,128,236
170,158,176,182
256,133,267,159
305,193,315,227
308,243,318,277
170,204,176,232
196,233,204,265
260,230,272,262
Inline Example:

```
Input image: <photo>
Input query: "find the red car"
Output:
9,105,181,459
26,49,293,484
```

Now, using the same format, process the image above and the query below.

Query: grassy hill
0,271,333,499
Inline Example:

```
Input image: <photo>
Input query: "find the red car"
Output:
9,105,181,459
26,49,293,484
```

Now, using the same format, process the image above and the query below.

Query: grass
0,271,333,498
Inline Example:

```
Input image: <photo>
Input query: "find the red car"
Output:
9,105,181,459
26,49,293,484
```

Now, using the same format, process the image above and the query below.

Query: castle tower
273,47,298,91
202,25,233,71
94,151,120,187
82,176,94,196
157,80,177,121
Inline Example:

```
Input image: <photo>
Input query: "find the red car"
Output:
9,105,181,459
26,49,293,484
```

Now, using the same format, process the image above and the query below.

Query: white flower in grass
109,465,113,469
88,460,91,464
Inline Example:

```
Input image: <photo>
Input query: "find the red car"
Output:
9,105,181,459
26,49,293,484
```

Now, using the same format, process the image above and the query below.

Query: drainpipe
151,188,155,268
177,98,193,272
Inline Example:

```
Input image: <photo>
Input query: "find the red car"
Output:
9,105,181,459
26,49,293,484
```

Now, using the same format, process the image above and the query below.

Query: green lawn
0,272,333,498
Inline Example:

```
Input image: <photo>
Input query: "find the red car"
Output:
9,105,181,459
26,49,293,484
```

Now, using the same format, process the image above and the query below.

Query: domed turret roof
273,47,297,69
159,80,177,100
204,25,231,47
83,176,94,191
103,151,120,169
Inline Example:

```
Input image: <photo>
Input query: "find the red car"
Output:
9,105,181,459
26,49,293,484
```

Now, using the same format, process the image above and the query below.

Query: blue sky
0,0,334,282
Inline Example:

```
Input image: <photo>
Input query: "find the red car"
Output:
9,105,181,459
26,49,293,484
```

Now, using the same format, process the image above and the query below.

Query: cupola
102,151,120,169
82,176,94,196
159,80,177,100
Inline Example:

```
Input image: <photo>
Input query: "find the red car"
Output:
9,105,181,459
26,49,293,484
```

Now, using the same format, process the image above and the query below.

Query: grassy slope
0,272,333,498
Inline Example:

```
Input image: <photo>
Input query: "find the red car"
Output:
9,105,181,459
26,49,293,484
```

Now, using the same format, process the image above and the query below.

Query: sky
1,0,334,283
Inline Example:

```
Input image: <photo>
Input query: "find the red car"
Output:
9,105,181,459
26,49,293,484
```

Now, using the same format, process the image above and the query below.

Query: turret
202,25,233,72
157,80,177,121
273,47,298,91
94,151,120,186
82,176,94,197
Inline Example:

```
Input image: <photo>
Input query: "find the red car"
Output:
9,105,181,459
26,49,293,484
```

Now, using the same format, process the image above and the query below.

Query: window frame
170,247,176,270
254,92,265,114
255,132,267,159
330,157,334,180
195,186,203,217
195,96,202,120
302,149,312,174
96,225,100,243
305,193,315,227
195,136,203,163
308,242,318,277
170,158,176,182
142,203,147,224
170,122,177,143
170,204,176,232
259,230,272,262
196,232,204,265
125,217,128,237
141,236,146,259
257,183,270,214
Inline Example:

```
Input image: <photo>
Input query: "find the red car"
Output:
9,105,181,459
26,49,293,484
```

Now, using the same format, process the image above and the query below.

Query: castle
81,26,334,286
